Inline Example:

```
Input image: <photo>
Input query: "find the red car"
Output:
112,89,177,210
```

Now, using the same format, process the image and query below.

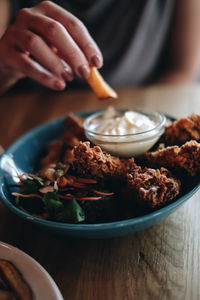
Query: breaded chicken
72,141,138,179
127,167,181,208
62,112,86,144
145,140,200,176
41,113,86,167
161,114,200,146
73,142,181,208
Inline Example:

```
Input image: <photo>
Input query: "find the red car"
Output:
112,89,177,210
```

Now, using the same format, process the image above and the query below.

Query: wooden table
0,85,200,300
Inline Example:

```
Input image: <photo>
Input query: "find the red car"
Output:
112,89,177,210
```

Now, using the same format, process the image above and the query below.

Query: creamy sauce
85,107,165,157
92,110,156,136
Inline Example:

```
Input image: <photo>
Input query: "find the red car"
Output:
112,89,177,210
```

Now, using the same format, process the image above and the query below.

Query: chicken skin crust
145,140,200,176
41,113,86,167
127,167,181,208
72,141,138,179
161,114,200,146
73,142,181,208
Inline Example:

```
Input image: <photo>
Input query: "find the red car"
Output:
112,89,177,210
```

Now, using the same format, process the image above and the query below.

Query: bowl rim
83,109,166,138
0,178,200,232
0,111,199,233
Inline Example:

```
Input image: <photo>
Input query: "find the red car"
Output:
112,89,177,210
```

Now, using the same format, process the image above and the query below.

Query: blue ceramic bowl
0,111,199,238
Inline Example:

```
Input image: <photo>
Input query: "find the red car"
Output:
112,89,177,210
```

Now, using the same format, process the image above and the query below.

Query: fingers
37,1,103,68
16,3,103,78
2,1,104,91
6,49,66,90
14,28,74,82
61,60,74,81
23,14,90,78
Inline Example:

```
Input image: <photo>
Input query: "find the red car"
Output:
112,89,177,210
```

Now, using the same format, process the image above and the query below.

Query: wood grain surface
0,85,199,300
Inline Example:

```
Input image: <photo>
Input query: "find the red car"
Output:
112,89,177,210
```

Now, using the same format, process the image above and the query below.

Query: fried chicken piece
127,167,181,208
41,140,64,167
60,113,87,163
73,142,181,208
72,141,138,179
62,112,86,145
41,113,86,167
161,114,200,146
145,140,200,176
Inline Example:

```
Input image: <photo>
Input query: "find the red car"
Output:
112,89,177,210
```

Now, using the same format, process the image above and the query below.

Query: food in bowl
11,111,200,225
0,260,32,300
83,106,166,157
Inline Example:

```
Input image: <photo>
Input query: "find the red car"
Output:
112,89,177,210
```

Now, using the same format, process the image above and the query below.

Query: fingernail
62,68,74,82
91,55,102,68
78,64,90,79
55,80,65,90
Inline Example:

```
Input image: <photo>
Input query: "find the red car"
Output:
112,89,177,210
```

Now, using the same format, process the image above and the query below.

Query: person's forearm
0,0,11,38
0,0,18,95
156,0,200,85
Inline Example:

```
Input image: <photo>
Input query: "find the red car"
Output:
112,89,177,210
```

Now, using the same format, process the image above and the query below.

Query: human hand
0,1,103,91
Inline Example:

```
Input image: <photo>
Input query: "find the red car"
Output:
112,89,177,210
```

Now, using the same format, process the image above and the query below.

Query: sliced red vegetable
17,175,25,182
58,176,86,188
58,194,102,201
93,190,114,196
76,178,97,184
19,172,32,179
58,194,80,200
67,175,76,181
58,176,68,187
12,192,43,200
58,193,74,199
67,181,86,188
67,175,97,184
77,196,102,201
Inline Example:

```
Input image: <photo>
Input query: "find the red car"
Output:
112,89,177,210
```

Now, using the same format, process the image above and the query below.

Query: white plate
0,241,63,300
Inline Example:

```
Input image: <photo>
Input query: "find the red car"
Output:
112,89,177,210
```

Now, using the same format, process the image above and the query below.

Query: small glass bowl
83,109,166,157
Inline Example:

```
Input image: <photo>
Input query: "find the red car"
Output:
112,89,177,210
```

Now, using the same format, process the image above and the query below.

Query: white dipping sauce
93,111,156,135
85,107,164,157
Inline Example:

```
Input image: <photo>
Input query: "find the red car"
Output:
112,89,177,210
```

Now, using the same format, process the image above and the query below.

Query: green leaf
22,179,39,194
56,199,85,223
43,192,64,215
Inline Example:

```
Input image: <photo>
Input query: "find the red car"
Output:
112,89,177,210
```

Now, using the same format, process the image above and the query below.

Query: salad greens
13,171,116,224
56,199,85,223
22,179,40,194
43,192,64,215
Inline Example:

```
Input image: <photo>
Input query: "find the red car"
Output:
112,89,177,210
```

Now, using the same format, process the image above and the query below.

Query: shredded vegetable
12,168,116,224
